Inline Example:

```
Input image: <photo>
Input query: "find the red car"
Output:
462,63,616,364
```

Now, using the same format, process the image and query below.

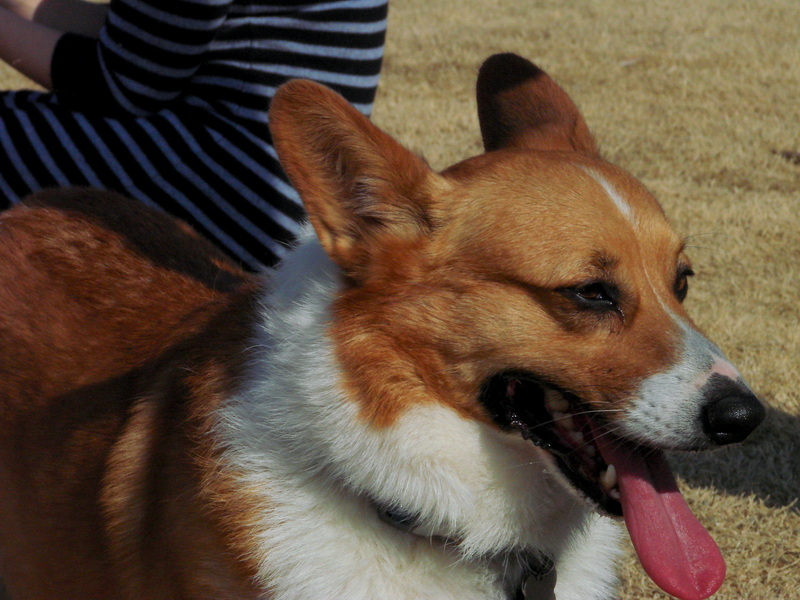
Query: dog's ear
476,53,598,155
270,80,443,280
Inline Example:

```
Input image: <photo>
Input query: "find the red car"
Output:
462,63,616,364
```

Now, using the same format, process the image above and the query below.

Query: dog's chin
479,371,623,517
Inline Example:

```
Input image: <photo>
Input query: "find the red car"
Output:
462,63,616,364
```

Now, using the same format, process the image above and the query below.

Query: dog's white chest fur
216,238,622,600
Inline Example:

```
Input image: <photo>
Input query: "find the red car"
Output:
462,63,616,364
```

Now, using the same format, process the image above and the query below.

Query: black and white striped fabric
0,0,388,268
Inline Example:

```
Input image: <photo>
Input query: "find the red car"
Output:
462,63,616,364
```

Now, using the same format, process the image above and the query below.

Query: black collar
517,554,556,599
375,503,556,598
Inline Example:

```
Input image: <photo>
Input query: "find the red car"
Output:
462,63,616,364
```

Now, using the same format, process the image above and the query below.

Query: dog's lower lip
480,372,623,515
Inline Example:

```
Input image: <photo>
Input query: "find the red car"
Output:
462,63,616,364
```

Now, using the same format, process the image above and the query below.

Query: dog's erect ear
270,80,442,280
476,53,598,155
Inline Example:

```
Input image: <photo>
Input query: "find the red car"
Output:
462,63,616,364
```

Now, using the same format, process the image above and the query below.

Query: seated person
0,0,388,268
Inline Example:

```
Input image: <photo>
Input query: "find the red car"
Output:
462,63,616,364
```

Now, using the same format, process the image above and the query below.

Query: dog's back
0,189,261,599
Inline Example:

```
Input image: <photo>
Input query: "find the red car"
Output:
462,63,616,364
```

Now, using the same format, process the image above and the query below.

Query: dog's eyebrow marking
579,166,635,223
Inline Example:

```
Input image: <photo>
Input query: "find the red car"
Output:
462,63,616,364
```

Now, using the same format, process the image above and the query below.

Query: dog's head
269,53,764,600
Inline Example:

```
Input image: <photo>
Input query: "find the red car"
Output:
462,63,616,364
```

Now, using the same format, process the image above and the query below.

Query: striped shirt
0,0,388,268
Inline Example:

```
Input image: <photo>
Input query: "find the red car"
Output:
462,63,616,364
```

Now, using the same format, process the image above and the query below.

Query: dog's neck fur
216,232,622,600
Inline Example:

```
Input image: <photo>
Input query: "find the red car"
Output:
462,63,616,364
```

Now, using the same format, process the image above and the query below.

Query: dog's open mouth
480,371,622,515
480,371,727,600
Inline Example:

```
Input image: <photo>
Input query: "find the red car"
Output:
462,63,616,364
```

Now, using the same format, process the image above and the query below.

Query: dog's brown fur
0,190,266,599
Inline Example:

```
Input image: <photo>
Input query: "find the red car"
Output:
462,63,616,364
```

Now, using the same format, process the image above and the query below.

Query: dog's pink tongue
595,434,725,600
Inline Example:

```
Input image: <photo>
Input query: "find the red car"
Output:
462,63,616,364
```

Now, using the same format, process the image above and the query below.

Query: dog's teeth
600,464,618,492
569,430,584,445
555,412,574,430
608,488,621,501
584,443,596,457
545,390,570,412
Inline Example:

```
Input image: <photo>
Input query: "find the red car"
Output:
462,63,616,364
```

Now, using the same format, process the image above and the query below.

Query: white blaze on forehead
577,165,664,307
579,166,635,223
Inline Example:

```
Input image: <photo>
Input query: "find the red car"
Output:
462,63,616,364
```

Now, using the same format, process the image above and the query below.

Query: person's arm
0,0,43,20
53,0,233,115
0,0,107,36
0,8,61,88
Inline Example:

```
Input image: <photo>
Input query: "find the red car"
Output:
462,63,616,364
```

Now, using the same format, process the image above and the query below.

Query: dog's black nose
703,393,765,445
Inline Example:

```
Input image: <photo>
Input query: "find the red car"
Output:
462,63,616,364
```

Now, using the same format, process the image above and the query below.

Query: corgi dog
0,53,764,600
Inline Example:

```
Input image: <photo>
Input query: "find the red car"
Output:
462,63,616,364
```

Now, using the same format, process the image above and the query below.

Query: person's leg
0,95,298,268
0,0,390,268
0,91,97,209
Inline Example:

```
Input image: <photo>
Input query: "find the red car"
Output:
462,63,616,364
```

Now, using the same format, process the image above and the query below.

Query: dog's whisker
529,408,625,431
683,231,722,240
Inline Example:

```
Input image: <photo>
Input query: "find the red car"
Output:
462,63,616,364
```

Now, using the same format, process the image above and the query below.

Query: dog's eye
674,268,694,302
562,281,620,311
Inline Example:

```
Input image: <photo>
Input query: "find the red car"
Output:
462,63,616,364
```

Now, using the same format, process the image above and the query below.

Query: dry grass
2,0,798,597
